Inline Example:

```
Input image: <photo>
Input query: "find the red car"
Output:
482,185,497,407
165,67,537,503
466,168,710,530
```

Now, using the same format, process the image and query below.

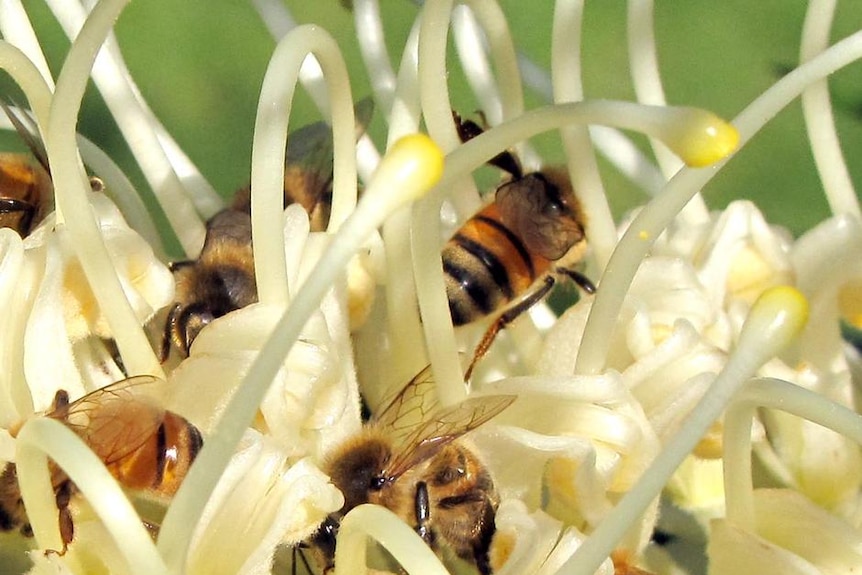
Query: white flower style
709,489,862,575
187,432,344,575
4,0,862,575
168,204,363,460
0,190,173,427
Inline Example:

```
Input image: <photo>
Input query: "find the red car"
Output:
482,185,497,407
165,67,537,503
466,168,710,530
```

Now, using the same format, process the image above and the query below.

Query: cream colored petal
0,229,36,425
491,500,573,575
169,303,358,460
709,489,862,574
24,231,87,413
188,432,343,575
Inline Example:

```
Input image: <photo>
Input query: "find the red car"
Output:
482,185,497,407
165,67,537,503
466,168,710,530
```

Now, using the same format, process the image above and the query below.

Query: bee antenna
295,545,315,575
452,110,523,179
557,267,596,294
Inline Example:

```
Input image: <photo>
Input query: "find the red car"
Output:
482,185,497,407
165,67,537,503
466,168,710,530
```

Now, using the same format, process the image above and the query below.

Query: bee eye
369,476,387,490
543,199,563,217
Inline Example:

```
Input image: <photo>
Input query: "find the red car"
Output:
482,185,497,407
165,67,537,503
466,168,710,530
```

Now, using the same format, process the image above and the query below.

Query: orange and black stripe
443,204,553,325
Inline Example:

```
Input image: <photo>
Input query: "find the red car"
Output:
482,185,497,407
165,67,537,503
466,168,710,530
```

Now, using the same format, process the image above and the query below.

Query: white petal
188,431,343,575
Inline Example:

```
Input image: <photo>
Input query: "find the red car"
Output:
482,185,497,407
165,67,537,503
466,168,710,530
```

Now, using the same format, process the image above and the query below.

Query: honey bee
163,208,256,358
0,375,203,552
311,365,515,575
0,102,53,237
162,101,373,360
446,113,594,379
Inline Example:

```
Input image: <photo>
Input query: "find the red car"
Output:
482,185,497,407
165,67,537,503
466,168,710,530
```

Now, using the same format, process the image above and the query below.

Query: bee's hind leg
464,276,556,381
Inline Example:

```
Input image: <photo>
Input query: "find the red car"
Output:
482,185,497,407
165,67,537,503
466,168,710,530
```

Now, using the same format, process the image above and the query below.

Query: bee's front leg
414,481,434,547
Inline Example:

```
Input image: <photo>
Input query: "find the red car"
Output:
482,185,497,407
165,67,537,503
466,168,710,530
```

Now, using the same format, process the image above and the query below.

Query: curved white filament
800,0,860,219
250,24,357,306
552,0,616,269
334,504,451,575
45,0,163,378
723,377,862,532
575,29,862,377
43,0,207,258
16,417,168,575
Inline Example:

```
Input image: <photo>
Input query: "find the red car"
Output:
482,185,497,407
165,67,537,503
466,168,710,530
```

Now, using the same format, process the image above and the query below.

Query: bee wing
286,97,373,169
0,101,49,174
48,375,165,466
383,394,516,481
373,364,440,439
202,209,253,250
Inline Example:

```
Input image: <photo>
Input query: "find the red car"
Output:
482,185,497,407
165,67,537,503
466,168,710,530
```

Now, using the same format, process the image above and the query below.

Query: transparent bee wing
284,119,334,181
282,98,374,228
48,375,165,466
383,393,516,481
202,209,253,250
374,364,439,441
285,97,373,169
0,101,49,174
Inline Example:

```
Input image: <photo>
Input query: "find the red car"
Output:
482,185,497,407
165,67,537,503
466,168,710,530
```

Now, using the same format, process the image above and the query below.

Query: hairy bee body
0,377,202,550
161,103,373,359
444,199,554,326
415,441,499,569
443,159,588,327
448,115,592,378
311,366,513,575
165,209,257,357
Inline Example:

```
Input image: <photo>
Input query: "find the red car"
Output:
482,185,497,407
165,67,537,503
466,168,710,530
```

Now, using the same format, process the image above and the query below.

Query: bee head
325,434,392,512
496,169,586,261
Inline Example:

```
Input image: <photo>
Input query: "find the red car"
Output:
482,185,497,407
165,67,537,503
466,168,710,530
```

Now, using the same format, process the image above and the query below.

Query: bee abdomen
155,414,203,495
443,214,539,325
106,412,202,496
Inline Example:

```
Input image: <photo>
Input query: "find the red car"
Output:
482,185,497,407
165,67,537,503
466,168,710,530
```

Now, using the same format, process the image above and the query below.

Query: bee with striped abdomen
311,365,515,574
446,113,594,378
0,376,203,552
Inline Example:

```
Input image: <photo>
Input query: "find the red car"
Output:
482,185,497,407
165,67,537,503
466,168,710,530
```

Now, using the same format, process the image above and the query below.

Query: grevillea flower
1,1,862,575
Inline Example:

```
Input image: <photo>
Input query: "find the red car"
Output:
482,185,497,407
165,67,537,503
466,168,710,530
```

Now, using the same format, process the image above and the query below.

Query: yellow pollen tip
666,108,739,167
378,134,444,204
739,286,809,353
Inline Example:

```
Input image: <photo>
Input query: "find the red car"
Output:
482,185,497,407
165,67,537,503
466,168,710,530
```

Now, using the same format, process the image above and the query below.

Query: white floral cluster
0,1,860,575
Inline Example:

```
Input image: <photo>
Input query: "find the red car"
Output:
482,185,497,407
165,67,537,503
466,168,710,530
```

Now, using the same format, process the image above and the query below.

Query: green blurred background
0,3,860,572
5,1,862,244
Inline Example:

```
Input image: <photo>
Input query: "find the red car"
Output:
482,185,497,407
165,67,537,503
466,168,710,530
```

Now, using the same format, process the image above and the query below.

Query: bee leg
50,389,70,412
472,502,497,575
464,276,556,381
292,545,316,575
175,303,215,357
556,267,596,294
142,519,161,540
163,258,196,359
43,482,73,556
414,481,434,546
160,303,182,362
309,514,339,573
55,508,73,556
